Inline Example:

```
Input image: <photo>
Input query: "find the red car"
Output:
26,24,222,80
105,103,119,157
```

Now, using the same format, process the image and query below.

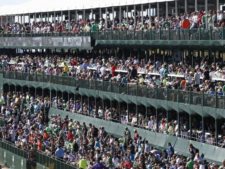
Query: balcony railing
0,139,77,169
3,71,225,109
0,28,224,40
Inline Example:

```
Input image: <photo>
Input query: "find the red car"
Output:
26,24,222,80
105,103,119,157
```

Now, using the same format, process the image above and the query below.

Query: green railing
0,28,224,40
3,71,225,109
0,140,77,169
0,140,27,158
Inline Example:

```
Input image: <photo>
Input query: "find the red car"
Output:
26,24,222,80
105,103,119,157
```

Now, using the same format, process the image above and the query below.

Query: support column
127,103,129,123
60,11,63,22
112,7,115,27
34,13,36,22
118,102,121,123
134,5,136,26
99,8,102,20
166,111,169,130
195,0,198,11
28,14,31,24
5,16,8,25
91,9,93,20
148,3,151,16
102,99,105,119
105,8,108,29
74,94,76,112
88,96,90,116
156,108,158,132
217,0,220,12
68,93,70,111
157,2,159,19
35,88,37,99
141,4,144,24
184,0,187,14
215,119,218,145
50,90,52,106
202,116,205,142
74,10,78,21
136,105,138,126
189,115,192,138
205,0,208,29
126,6,128,18
175,0,178,16
0,16,2,26
40,13,43,22
205,0,208,13
165,1,168,19
177,112,180,136
41,88,44,99
119,6,122,24
83,9,85,20
47,12,50,22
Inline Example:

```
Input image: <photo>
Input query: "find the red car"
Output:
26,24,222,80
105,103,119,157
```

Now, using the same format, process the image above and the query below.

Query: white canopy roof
0,0,174,15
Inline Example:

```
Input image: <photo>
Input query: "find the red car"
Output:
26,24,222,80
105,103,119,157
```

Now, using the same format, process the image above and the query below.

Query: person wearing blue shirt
92,157,107,169
55,146,64,160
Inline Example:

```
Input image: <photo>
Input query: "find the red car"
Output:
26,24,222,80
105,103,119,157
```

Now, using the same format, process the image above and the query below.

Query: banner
0,36,91,49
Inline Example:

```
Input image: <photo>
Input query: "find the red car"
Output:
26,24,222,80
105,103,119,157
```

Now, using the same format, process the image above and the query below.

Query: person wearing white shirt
194,69,201,85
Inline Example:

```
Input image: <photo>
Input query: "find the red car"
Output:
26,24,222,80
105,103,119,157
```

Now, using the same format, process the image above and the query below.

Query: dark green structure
1,72,225,164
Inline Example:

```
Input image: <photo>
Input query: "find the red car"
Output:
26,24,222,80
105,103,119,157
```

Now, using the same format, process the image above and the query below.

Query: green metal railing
0,140,77,169
3,71,225,109
0,28,224,40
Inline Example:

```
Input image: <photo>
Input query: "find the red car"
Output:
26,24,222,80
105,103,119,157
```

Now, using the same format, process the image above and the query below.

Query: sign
0,36,91,49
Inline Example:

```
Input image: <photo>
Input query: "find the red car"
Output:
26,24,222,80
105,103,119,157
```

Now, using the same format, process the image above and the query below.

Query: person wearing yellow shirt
78,158,88,169
62,62,69,76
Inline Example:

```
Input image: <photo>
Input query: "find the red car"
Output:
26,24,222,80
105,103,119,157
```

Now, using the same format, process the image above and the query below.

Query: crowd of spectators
50,94,225,147
1,53,225,97
0,9,225,34
0,91,225,169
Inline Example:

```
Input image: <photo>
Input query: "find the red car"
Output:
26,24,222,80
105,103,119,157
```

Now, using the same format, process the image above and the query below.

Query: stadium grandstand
0,0,225,169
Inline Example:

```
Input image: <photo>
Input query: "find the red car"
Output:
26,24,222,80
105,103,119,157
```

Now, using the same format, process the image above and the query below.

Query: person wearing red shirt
67,130,74,142
111,63,116,77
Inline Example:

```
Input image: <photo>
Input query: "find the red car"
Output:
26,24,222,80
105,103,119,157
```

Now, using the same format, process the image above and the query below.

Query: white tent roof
0,0,174,15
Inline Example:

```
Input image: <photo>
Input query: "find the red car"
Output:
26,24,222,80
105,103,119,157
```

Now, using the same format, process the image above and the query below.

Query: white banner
0,36,91,49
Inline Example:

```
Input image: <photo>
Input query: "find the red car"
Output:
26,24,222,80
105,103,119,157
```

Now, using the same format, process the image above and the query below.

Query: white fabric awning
0,0,175,15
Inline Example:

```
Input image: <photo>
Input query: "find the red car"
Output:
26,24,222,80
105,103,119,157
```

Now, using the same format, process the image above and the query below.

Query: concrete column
60,11,63,22
119,6,122,23
195,0,198,11
5,16,8,24
175,0,178,16
91,9,93,19
217,0,220,12
75,10,78,21
205,0,208,12
126,6,128,18
112,7,115,26
67,10,70,21
185,0,187,14
157,2,159,18
47,13,50,22
141,4,144,24
165,1,168,18
83,9,85,20
0,16,2,26
105,8,108,29
99,8,102,20
189,115,192,137
205,0,208,29
41,13,43,22
215,118,218,145
28,14,31,24
34,13,36,22
148,3,151,16
134,5,136,26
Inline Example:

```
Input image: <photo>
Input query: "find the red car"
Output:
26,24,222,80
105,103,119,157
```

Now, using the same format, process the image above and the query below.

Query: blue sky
0,0,30,6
